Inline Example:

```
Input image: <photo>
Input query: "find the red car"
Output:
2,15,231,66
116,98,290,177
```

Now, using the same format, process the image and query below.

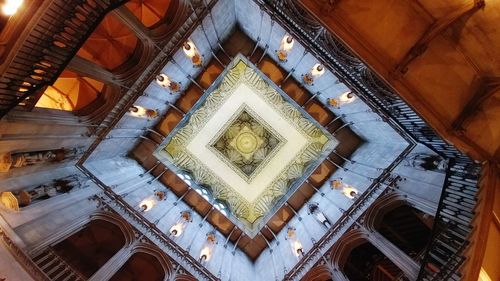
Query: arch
35,70,103,111
301,264,332,281
330,229,408,281
124,0,174,28
329,229,369,269
50,218,128,278
147,0,190,41
110,243,173,281
77,12,139,71
364,192,408,231
175,274,197,281
89,211,136,245
363,192,433,259
132,242,174,278
343,240,405,281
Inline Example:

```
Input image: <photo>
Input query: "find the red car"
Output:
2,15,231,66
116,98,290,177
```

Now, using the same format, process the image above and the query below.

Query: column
361,226,420,281
398,190,438,216
88,241,135,281
329,265,349,281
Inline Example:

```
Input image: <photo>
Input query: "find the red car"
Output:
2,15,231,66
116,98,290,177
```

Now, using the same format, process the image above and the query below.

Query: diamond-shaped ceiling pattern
155,56,337,235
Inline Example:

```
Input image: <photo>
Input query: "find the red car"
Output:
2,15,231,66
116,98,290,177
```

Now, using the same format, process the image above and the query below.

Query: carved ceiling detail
156,55,337,232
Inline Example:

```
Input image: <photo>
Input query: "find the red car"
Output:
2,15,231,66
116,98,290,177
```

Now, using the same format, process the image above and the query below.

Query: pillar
361,226,420,280
88,241,136,281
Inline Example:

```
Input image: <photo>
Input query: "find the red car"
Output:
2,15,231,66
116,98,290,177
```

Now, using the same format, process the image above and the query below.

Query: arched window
35,70,103,111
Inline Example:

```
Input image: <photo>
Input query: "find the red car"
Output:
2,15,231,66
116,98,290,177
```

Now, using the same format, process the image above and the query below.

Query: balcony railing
256,0,482,280
0,0,127,118
416,158,480,281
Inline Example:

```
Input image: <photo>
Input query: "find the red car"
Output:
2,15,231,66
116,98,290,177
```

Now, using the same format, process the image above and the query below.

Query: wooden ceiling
131,29,364,260
298,0,500,162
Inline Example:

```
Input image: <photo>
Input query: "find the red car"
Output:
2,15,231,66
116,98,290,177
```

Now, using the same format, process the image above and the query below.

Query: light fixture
287,227,304,257
169,210,192,237
2,0,23,16
128,105,158,119
327,91,356,108
303,63,325,85
331,178,359,199
139,198,156,212
276,34,294,61
199,231,217,263
156,73,180,93
183,40,203,67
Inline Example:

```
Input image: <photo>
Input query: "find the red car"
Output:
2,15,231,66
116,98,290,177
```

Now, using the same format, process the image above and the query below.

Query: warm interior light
339,91,355,103
292,240,303,257
2,0,23,16
328,91,356,107
156,73,180,93
183,41,196,58
170,223,183,237
156,74,171,88
199,246,211,262
277,34,295,61
139,198,155,212
281,35,294,51
311,63,325,77
342,186,359,199
129,105,158,119
182,40,202,66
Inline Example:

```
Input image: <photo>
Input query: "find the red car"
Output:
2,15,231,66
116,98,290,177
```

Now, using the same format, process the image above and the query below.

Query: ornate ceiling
80,0,414,278
155,55,337,236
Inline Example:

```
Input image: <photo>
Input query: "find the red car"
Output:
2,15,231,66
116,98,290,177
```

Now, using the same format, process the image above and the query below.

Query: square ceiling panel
154,54,338,237
209,105,286,182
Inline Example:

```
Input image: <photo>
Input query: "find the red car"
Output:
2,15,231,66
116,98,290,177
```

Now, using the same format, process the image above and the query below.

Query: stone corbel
394,0,485,74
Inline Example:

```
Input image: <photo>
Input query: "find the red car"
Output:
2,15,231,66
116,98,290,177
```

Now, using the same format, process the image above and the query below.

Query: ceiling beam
452,76,500,130
395,0,485,74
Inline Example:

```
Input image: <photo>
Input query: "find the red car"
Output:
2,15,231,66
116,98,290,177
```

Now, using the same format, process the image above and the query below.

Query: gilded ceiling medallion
154,54,338,237
210,106,285,182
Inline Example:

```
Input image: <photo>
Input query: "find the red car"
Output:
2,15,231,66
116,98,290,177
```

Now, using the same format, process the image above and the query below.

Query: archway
125,0,174,28
109,252,165,281
48,219,126,278
375,205,433,261
35,70,104,111
301,264,333,281
343,242,406,281
77,12,138,71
